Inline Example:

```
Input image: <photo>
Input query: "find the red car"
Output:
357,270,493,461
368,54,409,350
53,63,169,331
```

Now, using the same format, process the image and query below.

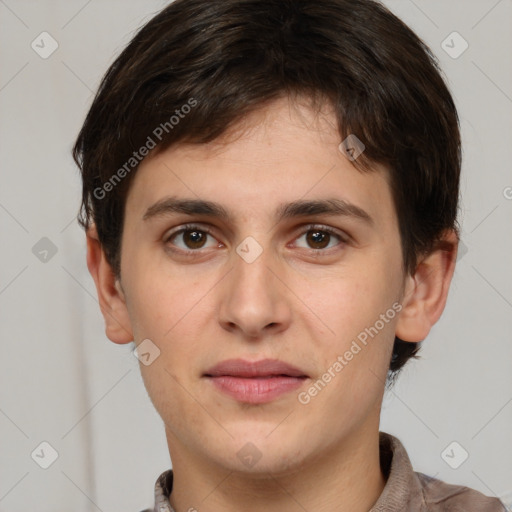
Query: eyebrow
142,197,374,225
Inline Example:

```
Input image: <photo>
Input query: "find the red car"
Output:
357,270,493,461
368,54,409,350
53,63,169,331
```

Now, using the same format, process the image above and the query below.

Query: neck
166,424,386,512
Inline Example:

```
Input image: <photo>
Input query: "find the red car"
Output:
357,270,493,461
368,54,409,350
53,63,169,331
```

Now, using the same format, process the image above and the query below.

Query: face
115,96,406,474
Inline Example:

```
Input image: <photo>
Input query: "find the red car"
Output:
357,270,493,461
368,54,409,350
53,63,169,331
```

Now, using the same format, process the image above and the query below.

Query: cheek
305,269,400,338
298,260,402,389
301,280,398,423
139,362,208,445
123,257,207,340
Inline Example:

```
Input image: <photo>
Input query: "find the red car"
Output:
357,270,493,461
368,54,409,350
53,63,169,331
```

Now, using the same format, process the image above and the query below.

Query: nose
217,247,292,339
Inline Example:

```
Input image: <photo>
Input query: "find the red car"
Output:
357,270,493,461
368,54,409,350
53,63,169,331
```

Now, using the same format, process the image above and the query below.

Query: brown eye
166,225,219,252
306,230,331,249
182,229,207,249
293,226,345,251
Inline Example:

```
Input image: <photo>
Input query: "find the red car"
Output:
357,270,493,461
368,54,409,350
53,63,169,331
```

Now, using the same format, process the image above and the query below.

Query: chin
208,428,312,476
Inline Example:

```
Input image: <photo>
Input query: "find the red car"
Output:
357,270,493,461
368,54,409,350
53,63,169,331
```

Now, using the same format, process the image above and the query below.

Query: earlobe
86,224,134,344
395,230,458,343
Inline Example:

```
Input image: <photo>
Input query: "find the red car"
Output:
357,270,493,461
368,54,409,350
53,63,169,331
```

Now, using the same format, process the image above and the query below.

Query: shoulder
375,433,505,512
417,472,506,512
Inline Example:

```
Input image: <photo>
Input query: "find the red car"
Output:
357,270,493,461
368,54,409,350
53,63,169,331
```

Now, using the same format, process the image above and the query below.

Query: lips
205,358,308,378
204,358,308,404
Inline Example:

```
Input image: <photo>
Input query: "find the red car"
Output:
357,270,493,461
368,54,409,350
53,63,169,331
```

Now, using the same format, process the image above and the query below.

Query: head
76,0,460,475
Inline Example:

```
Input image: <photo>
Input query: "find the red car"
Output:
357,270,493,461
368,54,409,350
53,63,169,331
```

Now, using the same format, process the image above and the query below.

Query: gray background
1,1,511,511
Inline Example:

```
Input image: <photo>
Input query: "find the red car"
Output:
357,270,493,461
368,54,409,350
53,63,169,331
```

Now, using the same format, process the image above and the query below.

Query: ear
86,224,134,344
395,229,458,343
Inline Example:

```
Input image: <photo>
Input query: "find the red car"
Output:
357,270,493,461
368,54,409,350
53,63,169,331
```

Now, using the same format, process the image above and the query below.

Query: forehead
125,96,396,229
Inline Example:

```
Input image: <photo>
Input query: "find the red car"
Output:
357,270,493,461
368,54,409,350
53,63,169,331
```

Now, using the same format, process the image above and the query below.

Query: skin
87,96,458,512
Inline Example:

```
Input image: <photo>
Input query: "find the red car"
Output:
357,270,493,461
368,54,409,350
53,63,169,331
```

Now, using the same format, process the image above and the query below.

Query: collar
145,432,501,512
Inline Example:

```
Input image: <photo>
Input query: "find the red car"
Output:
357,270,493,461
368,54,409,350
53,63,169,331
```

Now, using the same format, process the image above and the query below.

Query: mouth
203,358,309,404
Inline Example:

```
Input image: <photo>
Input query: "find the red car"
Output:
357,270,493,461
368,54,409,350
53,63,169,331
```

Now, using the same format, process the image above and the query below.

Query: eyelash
164,223,348,256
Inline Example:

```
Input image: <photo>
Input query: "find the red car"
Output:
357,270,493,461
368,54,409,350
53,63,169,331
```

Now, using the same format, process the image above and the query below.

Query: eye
293,226,345,251
165,225,221,252
164,223,347,256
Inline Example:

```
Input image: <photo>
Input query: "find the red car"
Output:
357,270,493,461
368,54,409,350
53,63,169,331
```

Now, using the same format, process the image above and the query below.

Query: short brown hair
73,0,461,380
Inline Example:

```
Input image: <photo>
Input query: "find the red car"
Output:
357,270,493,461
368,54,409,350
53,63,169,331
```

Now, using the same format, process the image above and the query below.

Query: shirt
141,432,506,512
